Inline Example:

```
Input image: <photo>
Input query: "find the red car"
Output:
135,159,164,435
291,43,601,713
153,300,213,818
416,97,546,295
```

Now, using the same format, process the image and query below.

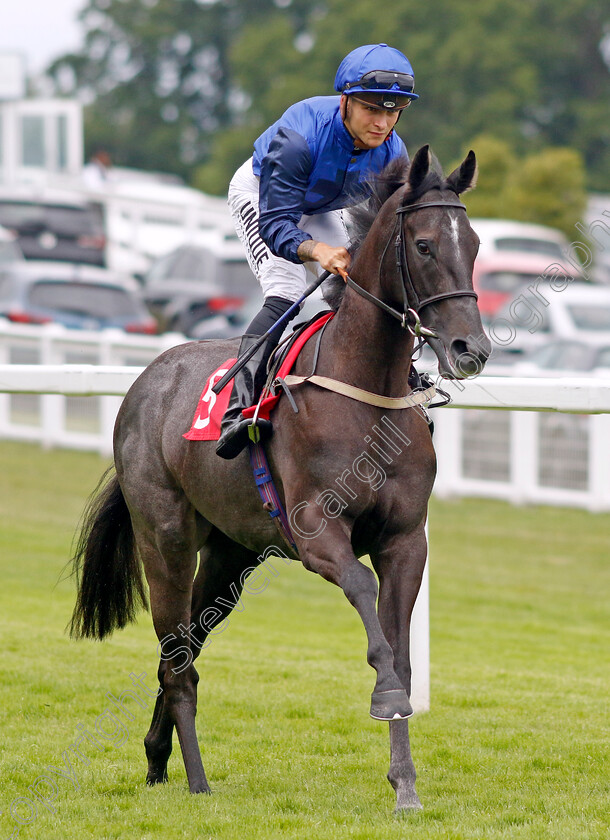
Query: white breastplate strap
280,374,436,410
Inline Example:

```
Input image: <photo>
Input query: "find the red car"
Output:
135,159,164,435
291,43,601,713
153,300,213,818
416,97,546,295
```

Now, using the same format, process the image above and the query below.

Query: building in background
0,50,247,282
0,52,83,186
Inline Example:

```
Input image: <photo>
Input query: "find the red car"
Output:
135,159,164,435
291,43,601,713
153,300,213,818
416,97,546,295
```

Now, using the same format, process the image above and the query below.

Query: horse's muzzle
429,332,492,380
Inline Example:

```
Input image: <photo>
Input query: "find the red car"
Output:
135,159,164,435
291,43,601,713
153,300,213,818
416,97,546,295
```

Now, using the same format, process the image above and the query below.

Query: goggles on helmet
343,70,416,96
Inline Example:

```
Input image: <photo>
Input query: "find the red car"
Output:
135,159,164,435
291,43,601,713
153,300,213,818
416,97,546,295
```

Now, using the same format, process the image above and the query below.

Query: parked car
510,340,610,377
473,251,580,320
160,289,252,336
470,218,569,261
491,282,610,355
188,293,264,339
0,225,24,264
139,243,257,332
188,281,334,340
0,261,157,333
0,187,106,266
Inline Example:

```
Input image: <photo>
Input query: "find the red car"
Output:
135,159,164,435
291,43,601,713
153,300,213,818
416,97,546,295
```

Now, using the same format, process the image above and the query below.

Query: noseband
343,198,479,339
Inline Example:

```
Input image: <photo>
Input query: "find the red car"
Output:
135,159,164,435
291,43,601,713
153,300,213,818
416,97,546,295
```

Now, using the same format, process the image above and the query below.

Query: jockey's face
341,94,401,150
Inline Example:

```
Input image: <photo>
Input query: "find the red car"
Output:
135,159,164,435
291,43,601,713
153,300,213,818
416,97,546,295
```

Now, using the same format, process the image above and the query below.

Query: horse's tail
69,467,148,640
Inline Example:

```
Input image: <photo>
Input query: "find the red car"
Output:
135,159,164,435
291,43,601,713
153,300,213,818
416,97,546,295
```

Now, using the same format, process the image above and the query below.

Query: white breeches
228,157,349,302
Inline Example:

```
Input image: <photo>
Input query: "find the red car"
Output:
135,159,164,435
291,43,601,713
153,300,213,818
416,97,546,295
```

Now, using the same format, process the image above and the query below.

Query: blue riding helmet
334,43,419,104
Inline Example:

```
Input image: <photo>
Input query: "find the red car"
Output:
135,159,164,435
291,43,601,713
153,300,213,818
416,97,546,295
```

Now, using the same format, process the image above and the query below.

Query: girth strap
280,373,436,410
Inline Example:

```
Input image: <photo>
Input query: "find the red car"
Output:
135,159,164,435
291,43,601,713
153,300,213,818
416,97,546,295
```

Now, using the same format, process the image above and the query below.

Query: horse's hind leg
144,663,174,785
132,505,211,794
144,527,261,789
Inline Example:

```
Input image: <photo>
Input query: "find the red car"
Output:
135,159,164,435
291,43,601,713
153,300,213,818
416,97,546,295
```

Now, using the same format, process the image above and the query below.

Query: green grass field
0,440,608,840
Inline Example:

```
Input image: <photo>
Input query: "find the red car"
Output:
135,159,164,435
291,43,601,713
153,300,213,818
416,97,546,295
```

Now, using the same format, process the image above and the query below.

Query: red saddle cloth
184,311,334,441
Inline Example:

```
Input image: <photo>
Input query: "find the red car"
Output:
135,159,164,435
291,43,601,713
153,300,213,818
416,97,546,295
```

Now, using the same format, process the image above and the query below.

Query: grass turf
0,440,608,839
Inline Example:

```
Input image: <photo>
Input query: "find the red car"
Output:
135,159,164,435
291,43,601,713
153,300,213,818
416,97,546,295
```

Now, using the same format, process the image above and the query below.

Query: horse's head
393,145,491,379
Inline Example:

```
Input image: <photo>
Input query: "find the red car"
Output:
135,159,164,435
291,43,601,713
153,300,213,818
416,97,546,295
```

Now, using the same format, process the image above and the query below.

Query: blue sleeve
390,132,408,161
258,127,313,264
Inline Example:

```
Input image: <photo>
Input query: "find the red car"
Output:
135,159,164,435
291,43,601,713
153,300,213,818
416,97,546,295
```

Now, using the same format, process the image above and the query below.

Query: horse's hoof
393,782,423,813
370,689,413,721
394,799,423,815
146,769,168,786
190,784,212,795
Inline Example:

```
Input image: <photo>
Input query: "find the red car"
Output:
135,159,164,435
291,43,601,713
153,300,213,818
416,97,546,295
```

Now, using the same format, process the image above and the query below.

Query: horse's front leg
371,525,428,812
297,520,412,721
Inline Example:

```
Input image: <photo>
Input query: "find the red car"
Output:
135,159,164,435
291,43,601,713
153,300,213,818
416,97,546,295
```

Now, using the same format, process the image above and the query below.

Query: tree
502,147,587,239
458,135,517,219
193,6,323,193
47,0,311,178
199,0,609,193
455,136,587,237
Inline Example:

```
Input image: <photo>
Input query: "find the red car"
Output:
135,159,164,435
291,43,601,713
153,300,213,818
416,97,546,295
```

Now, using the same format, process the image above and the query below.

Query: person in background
217,43,418,459
82,148,113,190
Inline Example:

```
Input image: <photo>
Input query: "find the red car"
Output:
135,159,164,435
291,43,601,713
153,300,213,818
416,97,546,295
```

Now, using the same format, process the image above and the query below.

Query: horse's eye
416,241,430,255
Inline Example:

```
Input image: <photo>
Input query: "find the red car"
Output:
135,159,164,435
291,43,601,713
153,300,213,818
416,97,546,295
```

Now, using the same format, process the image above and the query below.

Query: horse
69,144,491,812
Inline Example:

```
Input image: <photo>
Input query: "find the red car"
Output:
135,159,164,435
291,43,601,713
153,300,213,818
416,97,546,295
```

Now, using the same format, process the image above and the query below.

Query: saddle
183,311,334,441
243,309,336,423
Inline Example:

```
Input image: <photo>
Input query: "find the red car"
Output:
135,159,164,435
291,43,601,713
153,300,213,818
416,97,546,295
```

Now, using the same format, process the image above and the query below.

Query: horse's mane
323,155,447,311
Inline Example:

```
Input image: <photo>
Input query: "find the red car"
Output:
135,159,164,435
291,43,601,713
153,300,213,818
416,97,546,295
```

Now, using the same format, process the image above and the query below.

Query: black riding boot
215,334,276,459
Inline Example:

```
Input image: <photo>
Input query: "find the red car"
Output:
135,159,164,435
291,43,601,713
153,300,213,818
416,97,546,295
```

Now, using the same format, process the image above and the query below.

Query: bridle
342,198,479,340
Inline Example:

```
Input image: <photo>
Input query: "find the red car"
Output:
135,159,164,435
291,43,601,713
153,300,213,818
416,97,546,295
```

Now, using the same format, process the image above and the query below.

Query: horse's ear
446,150,478,194
407,145,431,192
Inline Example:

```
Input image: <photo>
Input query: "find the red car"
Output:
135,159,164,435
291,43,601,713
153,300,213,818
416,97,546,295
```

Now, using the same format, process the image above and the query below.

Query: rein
341,198,478,339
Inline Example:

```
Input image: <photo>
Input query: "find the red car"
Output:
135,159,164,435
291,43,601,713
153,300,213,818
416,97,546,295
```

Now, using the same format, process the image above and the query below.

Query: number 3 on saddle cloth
183,312,336,555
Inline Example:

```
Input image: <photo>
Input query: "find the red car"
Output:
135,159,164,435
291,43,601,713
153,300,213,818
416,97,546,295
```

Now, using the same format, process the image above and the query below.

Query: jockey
217,43,419,459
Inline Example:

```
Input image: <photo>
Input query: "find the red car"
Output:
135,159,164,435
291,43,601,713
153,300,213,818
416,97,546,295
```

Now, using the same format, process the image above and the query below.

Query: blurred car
470,218,569,261
140,243,257,332
0,188,106,266
491,282,610,355
189,293,265,339
189,280,333,340
161,290,253,336
510,340,610,377
0,261,157,333
584,195,610,284
0,225,25,264
473,251,580,320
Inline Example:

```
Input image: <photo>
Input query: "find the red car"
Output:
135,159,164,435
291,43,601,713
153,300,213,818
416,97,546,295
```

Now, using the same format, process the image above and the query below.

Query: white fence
0,321,185,453
1,321,610,511
433,377,610,513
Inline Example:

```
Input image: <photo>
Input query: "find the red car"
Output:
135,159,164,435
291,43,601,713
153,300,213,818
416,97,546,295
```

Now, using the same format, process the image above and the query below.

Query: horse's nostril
451,339,469,358
450,337,490,376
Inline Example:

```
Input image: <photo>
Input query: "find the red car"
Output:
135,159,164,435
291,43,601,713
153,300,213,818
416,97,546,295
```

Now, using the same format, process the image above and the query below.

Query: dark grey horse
70,145,490,811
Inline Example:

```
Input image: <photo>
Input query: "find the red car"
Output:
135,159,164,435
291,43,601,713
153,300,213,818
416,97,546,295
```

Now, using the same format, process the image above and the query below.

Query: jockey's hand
297,240,351,275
